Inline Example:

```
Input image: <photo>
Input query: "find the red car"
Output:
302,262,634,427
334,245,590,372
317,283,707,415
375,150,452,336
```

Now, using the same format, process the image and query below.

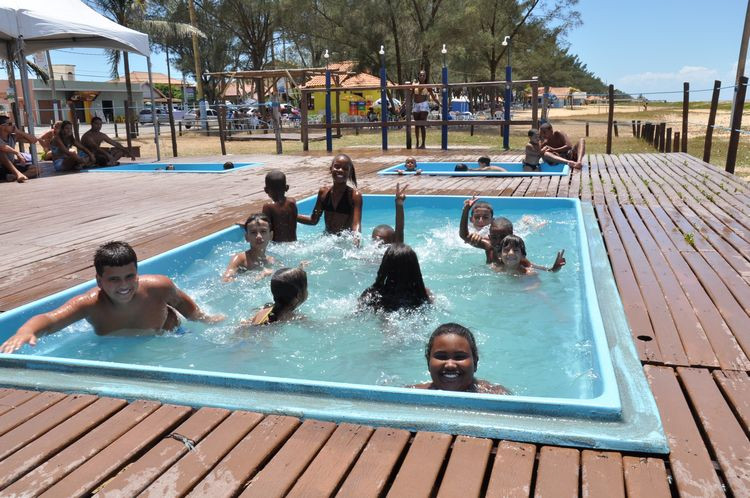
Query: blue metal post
441,65,449,150
503,64,511,150
380,52,388,150
325,67,332,152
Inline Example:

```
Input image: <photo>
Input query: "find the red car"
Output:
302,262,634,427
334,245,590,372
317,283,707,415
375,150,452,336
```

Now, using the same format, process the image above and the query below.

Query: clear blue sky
3,0,748,102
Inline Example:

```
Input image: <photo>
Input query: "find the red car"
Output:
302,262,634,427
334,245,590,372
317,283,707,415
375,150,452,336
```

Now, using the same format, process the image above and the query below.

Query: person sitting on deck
372,183,407,245
297,154,363,240
459,196,565,272
244,266,308,326
50,120,95,172
410,323,510,394
0,115,39,183
37,121,61,161
223,213,276,282
262,170,298,242
359,243,433,312
395,156,422,175
81,117,136,166
539,122,584,169
0,241,224,353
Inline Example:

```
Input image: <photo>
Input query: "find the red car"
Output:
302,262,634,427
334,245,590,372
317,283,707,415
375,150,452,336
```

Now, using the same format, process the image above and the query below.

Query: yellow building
302,62,393,117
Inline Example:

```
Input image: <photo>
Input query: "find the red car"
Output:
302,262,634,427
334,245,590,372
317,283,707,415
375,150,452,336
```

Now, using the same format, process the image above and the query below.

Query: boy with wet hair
396,156,422,175
0,241,224,353
262,169,298,242
371,183,406,244
468,200,493,236
476,156,507,172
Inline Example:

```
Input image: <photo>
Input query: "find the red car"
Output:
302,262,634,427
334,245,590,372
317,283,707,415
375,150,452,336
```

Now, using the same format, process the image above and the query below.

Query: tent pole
16,38,39,168
146,56,161,161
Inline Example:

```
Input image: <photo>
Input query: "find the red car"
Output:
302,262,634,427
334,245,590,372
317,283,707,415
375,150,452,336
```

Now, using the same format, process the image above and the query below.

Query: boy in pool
396,156,422,175
245,266,308,325
411,323,509,394
453,158,506,172
459,196,565,271
262,170,298,242
0,241,224,353
371,183,406,244
223,213,275,282
468,200,493,236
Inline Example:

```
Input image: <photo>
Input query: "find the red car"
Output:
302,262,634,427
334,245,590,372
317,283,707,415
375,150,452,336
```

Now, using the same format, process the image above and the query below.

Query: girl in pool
222,213,275,282
245,267,308,325
297,154,363,237
412,323,510,394
359,243,432,311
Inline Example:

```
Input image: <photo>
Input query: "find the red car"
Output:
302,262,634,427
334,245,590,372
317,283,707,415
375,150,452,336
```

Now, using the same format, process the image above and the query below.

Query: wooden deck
0,150,749,496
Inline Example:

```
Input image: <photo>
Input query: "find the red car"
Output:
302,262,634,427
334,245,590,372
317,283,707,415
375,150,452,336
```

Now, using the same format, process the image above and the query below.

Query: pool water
379,161,569,176
22,196,594,399
85,162,262,173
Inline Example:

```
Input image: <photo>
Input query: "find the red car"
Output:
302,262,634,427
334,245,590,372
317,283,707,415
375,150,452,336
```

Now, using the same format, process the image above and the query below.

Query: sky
2,0,748,102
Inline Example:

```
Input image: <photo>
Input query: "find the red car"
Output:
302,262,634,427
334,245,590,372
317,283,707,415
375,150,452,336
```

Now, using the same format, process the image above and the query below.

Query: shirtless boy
81,117,135,166
539,122,584,169
262,170,298,242
0,241,224,353
0,115,39,183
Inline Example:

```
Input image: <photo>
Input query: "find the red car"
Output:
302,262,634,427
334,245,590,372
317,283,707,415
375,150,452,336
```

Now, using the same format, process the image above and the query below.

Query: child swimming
468,199,493,236
246,267,308,325
298,154,363,237
262,170,298,242
411,323,509,394
359,243,432,311
396,156,422,175
453,158,506,172
371,183,406,245
222,213,275,282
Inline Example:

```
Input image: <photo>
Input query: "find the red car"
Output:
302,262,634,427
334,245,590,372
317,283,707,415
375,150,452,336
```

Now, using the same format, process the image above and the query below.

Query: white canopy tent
0,0,161,165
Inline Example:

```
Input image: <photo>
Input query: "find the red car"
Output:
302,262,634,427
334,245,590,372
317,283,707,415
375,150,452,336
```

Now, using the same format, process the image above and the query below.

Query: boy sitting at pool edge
459,197,565,271
262,169,298,242
396,156,422,175
371,183,407,245
1,241,224,353
223,213,275,282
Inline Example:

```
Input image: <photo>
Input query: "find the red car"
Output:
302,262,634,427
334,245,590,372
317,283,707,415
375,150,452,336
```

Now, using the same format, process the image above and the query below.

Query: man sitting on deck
0,241,224,353
539,122,585,169
81,117,135,166
0,115,39,183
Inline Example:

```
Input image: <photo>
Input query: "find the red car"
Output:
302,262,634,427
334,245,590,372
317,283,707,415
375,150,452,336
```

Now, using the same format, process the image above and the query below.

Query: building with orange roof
302,61,393,117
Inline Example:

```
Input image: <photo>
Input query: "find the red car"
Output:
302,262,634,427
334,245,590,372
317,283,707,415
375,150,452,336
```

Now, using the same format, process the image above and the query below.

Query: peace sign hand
395,183,408,206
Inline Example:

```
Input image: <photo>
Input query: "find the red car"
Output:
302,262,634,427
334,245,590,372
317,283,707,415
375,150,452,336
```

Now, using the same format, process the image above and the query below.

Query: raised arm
528,250,566,272
0,294,94,353
395,183,406,243
296,188,326,225
11,129,38,144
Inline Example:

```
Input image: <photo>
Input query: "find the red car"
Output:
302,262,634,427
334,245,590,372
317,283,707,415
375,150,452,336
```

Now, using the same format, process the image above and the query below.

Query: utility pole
45,51,60,121
731,0,750,115
188,0,203,101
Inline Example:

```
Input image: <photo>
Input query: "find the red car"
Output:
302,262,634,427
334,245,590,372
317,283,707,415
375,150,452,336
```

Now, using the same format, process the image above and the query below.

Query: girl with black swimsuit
297,154,363,237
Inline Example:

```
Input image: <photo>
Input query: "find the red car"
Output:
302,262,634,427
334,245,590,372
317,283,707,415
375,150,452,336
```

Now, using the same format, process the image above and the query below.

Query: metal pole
146,56,161,161
45,51,60,121
441,64,448,150
325,65,332,152
16,39,39,167
165,46,178,157
379,48,388,151
503,41,511,150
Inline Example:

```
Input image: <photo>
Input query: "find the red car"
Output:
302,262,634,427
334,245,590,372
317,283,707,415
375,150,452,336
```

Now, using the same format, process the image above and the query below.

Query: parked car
183,108,219,129
138,108,168,125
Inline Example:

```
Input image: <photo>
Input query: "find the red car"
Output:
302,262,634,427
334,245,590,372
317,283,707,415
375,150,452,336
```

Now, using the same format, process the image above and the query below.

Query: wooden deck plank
287,423,374,498
188,415,300,498
335,427,411,498
644,365,724,497
485,441,536,498
140,410,263,497
713,370,750,432
678,367,750,497
5,400,161,498
580,450,624,498
0,390,40,417
0,391,65,436
95,406,230,497
386,431,453,498
0,397,125,491
239,419,337,498
39,404,192,498
622,457,671,498
533,446,580,497
436,435,493,498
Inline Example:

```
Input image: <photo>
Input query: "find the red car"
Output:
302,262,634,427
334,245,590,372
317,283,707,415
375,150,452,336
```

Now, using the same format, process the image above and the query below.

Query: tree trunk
123,51,136,138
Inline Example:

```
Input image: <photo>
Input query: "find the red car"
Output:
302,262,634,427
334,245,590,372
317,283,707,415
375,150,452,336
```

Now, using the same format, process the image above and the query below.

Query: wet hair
539,122,553,132
501,234,527,257
94,241,137,275
528,128,539,138
361,243,429,311
471,201,494,218
331,154,357,187
265,169,287,188
478,156,491,167
454,163,468,171
372,224,396,243
243,212,273,233
270,267,307,313
425,323,479,370
490,216,513,236
223,161,234,169
91,116,103,124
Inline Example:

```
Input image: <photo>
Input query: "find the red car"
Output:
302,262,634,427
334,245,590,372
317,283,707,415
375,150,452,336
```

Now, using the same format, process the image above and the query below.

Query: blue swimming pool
85,162,262,173
379,161,569,176
0,196,666,452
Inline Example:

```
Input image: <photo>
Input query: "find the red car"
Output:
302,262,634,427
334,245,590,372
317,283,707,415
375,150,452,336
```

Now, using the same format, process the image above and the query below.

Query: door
102,100,114,122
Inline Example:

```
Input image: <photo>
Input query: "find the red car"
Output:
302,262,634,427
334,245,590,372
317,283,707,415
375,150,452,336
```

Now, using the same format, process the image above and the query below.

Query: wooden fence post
673,132,680,152
636,120,641,138
659,123,666,152
123,100,133,152
631,120,636,137
541,85,549,122
301,90,309,151
405,90,413,149
614,120,619,137
531,79,539,129
585,122,589,137
703,80,721,163
606,84,614,154
681,82,689,152
167,97,178,158
114,121,118,138
726,75,748,174
218,105,227,156
178,121,182,137
666,128,672,152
